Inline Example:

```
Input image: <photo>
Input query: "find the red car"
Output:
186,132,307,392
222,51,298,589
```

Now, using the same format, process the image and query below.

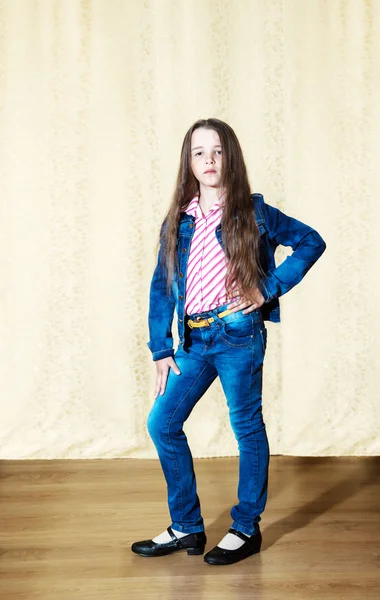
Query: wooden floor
0,456,379,600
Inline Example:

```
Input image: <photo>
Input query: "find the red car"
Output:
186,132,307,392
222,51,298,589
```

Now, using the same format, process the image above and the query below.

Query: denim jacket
147,193,326,361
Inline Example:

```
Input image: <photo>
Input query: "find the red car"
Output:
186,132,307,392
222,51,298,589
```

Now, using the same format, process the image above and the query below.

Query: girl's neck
198,187,226,214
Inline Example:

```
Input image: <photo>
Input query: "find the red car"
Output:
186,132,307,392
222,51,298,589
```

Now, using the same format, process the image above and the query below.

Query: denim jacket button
179,272,184,277
179,295,183,300
179,318,183,322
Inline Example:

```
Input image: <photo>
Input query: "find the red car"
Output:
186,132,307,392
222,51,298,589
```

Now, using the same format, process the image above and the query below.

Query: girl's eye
194,150,222,157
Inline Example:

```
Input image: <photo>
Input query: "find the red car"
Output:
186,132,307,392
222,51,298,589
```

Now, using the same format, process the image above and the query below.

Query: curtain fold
0,0,379,458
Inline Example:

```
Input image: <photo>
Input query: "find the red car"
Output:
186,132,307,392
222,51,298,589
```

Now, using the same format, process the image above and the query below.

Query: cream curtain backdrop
0,0,379,458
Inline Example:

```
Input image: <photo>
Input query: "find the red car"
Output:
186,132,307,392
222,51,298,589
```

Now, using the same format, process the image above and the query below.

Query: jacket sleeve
146,223,176,361
258,200,327,303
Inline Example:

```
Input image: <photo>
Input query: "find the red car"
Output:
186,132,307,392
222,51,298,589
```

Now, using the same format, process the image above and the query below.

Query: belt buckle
197,316,210,327
188,316,210,328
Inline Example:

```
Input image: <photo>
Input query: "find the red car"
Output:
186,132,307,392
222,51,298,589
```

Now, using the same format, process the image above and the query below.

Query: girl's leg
147,343,217,534
214,318,270,537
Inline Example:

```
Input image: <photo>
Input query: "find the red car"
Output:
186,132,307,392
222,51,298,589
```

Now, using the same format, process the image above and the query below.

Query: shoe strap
166,526,178,542
228,527,257,548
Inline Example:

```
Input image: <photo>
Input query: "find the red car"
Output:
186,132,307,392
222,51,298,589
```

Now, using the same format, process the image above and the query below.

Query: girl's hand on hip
154,356,181,399
227,287,265,314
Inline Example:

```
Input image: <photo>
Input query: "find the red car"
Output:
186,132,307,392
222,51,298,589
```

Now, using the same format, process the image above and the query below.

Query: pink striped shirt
181,193,240,315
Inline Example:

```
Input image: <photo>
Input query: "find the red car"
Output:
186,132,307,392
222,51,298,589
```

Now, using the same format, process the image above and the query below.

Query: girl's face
190,128,223,189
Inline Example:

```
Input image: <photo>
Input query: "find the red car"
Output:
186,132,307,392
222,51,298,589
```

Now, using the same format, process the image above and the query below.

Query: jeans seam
248,337,259,531
231,351,260,537
166,362,211,526
250,367,259,524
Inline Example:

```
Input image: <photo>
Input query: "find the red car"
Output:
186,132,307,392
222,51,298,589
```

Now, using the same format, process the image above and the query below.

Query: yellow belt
187,308,233,329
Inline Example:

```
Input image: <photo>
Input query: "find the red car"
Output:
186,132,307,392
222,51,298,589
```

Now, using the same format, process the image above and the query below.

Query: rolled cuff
152,348,174,362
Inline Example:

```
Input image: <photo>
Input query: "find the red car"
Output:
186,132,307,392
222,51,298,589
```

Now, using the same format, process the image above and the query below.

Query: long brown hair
157,118,266,305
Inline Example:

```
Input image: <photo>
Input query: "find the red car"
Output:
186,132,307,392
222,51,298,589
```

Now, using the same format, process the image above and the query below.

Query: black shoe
203,527,262,565
131,526,207,557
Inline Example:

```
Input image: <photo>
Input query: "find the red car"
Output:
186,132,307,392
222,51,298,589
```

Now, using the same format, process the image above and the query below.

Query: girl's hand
154,356,181,399
227,287,265,314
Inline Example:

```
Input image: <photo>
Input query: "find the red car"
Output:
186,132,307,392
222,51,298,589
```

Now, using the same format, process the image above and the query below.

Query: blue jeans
147,301,270,537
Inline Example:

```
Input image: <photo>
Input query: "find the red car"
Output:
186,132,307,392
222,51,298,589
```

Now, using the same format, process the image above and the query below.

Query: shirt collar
182,191,226,216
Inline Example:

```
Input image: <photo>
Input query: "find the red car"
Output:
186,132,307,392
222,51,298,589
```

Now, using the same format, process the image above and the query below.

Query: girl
131,118,326,565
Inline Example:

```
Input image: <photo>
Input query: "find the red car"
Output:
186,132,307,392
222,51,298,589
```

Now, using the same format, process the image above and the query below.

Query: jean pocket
219,311,254,347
